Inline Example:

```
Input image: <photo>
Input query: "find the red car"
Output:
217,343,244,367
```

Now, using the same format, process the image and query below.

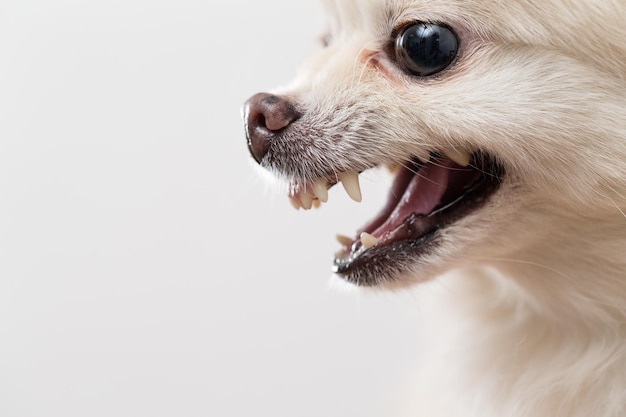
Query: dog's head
243,0,626,288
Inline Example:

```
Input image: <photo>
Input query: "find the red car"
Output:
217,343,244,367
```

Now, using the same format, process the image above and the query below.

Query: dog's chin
331,152,504,287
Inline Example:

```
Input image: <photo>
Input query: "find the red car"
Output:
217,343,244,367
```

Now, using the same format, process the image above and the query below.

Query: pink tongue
371,162,451,238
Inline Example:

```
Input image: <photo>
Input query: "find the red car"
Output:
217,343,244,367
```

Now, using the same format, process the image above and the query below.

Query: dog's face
243,0,626,288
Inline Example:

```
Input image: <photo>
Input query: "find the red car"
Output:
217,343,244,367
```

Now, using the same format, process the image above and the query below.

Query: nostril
258,94,299,131
243,93,301,163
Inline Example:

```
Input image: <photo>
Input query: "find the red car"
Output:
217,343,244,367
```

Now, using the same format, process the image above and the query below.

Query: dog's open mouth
288,150,504,285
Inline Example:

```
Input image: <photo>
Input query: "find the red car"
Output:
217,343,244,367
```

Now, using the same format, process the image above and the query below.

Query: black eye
394,23,458,76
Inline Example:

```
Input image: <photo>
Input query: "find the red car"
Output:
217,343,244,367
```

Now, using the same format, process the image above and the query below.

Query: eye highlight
394,23,458,76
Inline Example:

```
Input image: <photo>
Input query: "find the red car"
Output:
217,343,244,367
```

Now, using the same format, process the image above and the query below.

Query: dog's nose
243,93,301,163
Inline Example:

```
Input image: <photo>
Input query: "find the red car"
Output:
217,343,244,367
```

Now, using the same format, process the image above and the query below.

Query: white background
0,1,423,416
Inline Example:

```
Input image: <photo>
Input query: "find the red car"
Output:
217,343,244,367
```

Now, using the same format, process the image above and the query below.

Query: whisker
396,160,447,188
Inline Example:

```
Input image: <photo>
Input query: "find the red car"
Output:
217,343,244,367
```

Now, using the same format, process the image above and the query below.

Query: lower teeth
360,232,379,249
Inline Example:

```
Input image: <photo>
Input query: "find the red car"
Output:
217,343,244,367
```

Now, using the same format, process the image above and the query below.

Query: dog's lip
332,153,504,284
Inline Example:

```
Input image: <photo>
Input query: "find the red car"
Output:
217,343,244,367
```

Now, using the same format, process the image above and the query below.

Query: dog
242,0,626,415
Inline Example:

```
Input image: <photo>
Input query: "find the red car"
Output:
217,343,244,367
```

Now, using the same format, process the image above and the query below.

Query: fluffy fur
244,0,626,415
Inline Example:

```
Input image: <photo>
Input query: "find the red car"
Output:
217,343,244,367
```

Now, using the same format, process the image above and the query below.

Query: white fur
250,0,626,415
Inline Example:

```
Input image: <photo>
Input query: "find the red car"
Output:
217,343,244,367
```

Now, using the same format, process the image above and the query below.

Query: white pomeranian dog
242,0,626,415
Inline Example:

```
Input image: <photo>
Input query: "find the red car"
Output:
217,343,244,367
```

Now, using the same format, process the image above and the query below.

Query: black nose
243,93,301,163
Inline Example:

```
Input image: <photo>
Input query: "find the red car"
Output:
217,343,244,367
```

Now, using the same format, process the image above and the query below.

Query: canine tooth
360,232,379,249
336,234,353,247
339,171,362,203
442,148,471,167
300,193,313,210
312,179,329,202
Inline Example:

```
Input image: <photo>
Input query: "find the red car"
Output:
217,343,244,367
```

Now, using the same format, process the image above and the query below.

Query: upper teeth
338,171,362,202
289,170,362,210
288,147,470,211
414,148,432,164
312,178,329,202
442,148,471,167
300,192,313,210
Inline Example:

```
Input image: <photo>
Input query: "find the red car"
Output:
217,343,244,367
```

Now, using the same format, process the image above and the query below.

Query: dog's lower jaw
331,154,505,287
398,216,626,417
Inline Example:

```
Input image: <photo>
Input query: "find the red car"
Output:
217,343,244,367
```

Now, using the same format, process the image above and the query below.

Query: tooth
312,179,329,202
360,232,379,249
442,148,471,167
339,171,362,202
300,192,313,210
415,148,431,163
312,199,321,208
336,234,353,246
289,196,301,210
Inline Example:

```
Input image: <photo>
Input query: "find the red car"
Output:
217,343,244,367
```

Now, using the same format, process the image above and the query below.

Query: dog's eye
394,23,458,76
